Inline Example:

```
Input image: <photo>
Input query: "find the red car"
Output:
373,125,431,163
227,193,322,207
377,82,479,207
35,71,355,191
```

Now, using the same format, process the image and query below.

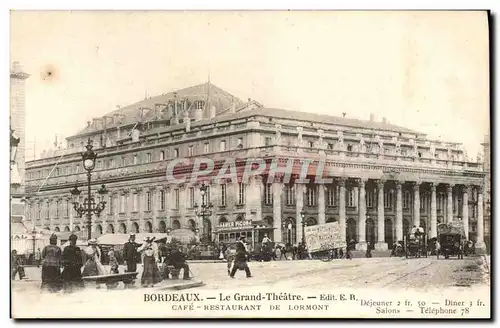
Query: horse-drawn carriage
404,227,428,258
436,222,465,259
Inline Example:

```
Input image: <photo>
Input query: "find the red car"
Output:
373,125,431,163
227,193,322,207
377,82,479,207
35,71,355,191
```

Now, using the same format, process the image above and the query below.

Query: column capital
476,185,484,194
412,183,420,192
376,179,385,189
430,183,437,192
335,177,347,186
396,183,402,191
447,184,454,192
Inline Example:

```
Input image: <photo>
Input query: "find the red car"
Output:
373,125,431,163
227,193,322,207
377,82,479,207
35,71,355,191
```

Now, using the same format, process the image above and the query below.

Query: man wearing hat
61,234,84,293
40,234,62,292
123,234,139,273
229,236,252,279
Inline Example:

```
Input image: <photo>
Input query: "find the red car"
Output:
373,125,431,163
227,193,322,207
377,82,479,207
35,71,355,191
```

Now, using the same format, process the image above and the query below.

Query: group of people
26,232,193,293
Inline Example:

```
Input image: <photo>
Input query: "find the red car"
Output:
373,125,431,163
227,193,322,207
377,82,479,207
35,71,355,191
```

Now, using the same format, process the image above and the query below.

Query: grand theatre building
24,83,486,251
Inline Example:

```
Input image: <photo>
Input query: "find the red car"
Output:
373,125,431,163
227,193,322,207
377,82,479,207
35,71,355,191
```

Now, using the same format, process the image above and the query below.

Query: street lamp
10,128,20,167
300,210,306,245
194,182,214,243
69,138,108,240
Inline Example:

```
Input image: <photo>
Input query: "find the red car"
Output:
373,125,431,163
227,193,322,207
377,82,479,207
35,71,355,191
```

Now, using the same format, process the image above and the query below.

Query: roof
74,82,245,136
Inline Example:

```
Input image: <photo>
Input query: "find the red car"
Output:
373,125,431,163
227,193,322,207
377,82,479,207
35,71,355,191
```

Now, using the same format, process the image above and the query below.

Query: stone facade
24,83,486,251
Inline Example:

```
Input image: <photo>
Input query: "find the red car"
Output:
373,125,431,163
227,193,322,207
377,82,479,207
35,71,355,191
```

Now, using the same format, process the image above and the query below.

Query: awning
97,233,172,245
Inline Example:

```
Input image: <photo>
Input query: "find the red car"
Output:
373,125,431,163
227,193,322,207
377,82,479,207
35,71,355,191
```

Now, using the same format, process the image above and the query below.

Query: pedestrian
11,250,26,280
82,239,106,277
123,233,139,273
35,248,42,268
61,234,84,293
168,246,192,280
230,236,252,279
365,242,372,258
138,237,162,287
40,234,62,293
108,247,119,274
225,245,236,276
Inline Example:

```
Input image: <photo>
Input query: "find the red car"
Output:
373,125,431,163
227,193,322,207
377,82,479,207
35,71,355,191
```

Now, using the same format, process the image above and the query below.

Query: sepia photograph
9,10,491,319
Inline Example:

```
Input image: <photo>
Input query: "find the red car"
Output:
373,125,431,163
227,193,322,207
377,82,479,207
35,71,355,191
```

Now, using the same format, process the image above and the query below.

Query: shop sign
217,220,253,231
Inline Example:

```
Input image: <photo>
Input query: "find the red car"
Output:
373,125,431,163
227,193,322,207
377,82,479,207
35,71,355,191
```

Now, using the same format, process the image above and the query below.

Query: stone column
318,184,326,225
138,188,145,233
151,187,158,232
475,186,486,253
462,186,469,240
375,180,387,250
356,179,367,250
272,180,282,242
295,183,305,243
447,184,454,223
338,178,346,243
395,182,403,241
413,183,420,227
430,183,437,238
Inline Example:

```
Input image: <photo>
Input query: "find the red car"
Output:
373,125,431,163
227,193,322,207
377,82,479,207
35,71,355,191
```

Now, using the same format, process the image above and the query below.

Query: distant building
24,82,486,251
481,132,491,252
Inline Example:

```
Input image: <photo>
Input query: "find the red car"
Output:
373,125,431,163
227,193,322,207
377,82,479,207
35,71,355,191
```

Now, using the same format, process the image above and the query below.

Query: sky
10,10,489,160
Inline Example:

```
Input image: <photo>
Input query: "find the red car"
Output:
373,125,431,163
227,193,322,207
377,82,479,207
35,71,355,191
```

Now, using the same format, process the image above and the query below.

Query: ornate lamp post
10,128,20,168
300,210,306,245
194,183,213,243
69,138,108,240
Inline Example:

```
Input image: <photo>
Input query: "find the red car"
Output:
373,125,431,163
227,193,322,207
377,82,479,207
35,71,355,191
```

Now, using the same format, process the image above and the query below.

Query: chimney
370,113,375,121
210,105,216,119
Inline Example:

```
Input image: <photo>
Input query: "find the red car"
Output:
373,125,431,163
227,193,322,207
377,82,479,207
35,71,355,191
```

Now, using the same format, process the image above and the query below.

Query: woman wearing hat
40,234,62,292
82,239,106,277
61,234,84,292
229,236,252,278
138,237,161,287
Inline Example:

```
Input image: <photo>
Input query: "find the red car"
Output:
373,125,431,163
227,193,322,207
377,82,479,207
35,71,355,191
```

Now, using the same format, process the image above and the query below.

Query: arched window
326,217,337,223
235,215,243,222
64,226,70,232
160,151,165,161
106,224,115,234
119,223,127,234
219,217,227,224
54,227,60,232
263,216,273,226
305,217,317,226
74,226,80,232
158,221,166,233
96,224,103,235
188,219,196,231
282,218,296,245
172,220,181,230
131,222,139,233
145,221,153,233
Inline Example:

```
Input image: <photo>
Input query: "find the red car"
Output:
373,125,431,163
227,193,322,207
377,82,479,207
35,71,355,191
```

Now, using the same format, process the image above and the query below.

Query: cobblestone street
12,255,490,317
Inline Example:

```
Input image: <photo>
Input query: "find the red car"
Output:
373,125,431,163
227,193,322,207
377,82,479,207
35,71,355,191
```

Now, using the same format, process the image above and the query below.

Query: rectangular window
147,153,152,163
146,191,152,211
237,138,243,148
327,186,337,206
189,187,195,208
420,193,426,211
238,183,245,205
204,142,210,154
264,184,273,205
366,190,375,208
174,148,179,158
110,158,115,168
174,189,180,210
384,190,393,209
347,189,355,207
265,137,272,146
220,140,227,152
133,193,138,212
160,190,165,210
286,184,296,206
403,191,411,210
307,186,316,207
160,151,165,161
220,184,227,206
120,195,126,213
133,155,138,165
108,196,113,215
55,201,59,217
121,157,126,166
188,145,194,157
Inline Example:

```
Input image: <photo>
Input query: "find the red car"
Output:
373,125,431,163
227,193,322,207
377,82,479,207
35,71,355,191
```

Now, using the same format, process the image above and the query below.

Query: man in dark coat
123,234,139,273
230,236,252,278
168,246,191,280
61,234,84,293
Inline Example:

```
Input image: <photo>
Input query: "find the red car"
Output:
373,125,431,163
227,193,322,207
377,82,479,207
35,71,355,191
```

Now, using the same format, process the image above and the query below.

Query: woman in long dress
138,237,161,287
82,239,106,277
40,234,62,292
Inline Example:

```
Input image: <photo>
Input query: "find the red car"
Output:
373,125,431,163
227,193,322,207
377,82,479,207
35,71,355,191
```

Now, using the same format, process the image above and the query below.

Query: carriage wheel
320,250,333,262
